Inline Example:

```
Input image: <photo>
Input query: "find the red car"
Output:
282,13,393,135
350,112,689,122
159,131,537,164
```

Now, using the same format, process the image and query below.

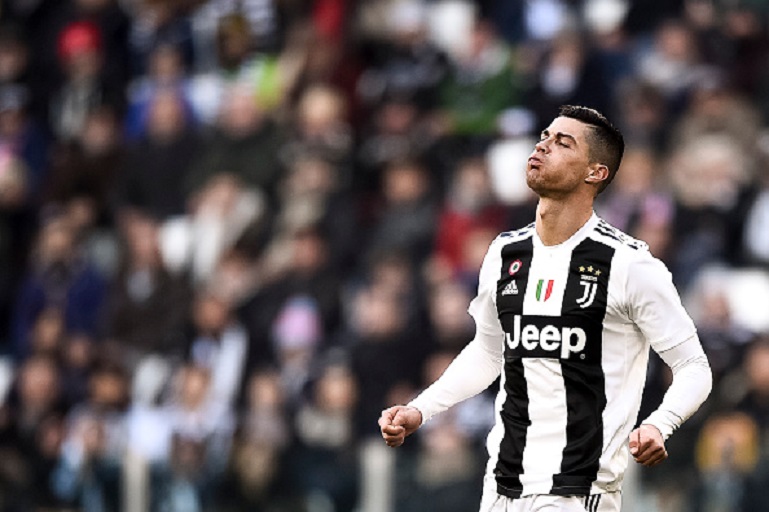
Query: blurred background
0,0,767,511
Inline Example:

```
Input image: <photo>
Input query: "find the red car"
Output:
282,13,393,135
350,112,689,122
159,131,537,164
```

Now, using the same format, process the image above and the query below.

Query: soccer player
379,105,712,512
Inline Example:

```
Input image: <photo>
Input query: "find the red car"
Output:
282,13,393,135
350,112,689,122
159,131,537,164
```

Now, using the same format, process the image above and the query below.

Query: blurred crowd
0,0,768,511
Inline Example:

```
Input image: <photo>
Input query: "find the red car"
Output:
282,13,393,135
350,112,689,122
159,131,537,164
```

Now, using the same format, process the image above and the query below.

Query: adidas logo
502,281,519,296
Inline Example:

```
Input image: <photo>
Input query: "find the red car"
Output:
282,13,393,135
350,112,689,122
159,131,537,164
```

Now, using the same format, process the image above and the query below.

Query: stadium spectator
105,213,190,367
292,360,360,511
118,86,200,220
49,19,126,141
0,355,65,510
11,213,107,359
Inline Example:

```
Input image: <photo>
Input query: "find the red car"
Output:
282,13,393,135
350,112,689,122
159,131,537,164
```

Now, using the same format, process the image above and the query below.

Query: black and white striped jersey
466,213,697,498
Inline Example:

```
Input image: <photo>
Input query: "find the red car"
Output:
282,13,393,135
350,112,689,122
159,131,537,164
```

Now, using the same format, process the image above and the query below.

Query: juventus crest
576,265,601,309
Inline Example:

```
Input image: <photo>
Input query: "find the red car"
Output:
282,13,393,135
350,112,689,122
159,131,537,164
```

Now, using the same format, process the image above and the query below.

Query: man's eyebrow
541,129,578,145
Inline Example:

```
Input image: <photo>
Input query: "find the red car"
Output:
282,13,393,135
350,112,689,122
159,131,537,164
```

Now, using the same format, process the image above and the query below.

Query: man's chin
525,176,544,195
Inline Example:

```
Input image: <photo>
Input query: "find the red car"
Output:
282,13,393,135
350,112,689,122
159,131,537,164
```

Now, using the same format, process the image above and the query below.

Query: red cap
57,21,102,61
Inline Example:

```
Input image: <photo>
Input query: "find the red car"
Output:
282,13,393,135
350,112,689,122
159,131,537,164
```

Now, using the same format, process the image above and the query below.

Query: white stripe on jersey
517,241,574,495
524,245,572,317
520,358,567,494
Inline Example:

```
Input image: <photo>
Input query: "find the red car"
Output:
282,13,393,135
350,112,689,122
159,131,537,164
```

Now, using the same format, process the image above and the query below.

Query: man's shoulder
496,222,536,244
589,218,649,254
589,218,678,289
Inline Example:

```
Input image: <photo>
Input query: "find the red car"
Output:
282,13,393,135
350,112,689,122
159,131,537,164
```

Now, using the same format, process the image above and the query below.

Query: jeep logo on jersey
505,315,586,359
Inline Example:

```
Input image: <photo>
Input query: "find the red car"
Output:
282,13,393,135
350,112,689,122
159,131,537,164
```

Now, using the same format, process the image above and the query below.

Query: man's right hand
378,405,423,447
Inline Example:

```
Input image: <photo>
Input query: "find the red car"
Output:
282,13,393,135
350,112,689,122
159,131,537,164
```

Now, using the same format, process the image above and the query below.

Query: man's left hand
629,424,667,467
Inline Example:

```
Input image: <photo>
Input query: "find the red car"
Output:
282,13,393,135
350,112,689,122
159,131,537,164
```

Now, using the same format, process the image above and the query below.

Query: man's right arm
407,328,504,424
379,237,506,445
409,235,506,423
379,328,504,447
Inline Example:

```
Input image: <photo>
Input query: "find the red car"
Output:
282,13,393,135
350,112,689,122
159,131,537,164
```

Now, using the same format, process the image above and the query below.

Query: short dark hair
558,105,624,194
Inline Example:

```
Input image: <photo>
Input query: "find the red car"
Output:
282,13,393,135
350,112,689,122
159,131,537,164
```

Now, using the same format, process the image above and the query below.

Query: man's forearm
409,333,503,424
642,335,712,439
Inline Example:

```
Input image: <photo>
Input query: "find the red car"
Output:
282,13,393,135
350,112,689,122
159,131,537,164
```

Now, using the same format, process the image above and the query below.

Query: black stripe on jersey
583,495,600,511
496,235,534,316
551,237,614,496
596,221,645,250
494,236,534,499
499,223,535,239
593,225,622,243
495,357,528,499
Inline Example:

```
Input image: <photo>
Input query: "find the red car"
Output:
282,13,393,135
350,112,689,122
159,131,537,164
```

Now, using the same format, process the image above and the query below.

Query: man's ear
585,164,609,185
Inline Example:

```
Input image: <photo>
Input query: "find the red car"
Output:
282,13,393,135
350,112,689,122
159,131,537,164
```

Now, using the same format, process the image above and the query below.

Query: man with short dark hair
379,105,712,511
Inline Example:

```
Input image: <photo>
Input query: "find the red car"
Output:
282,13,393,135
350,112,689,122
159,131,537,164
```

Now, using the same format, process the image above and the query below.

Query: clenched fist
629,424,668,467
378,405,423,447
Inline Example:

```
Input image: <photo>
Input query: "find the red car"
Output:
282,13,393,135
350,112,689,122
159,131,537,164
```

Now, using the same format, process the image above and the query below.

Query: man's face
526,116,594,198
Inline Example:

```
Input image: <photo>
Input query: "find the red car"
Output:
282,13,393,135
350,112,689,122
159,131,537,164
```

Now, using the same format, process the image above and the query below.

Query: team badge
535,279,554,301
509,259,522,276
576,265,601,308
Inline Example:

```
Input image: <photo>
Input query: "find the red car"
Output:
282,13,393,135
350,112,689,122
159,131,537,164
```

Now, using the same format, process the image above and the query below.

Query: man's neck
535,196,595,246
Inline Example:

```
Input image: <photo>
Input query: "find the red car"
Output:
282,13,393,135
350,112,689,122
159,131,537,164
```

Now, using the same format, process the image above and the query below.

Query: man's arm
629,334,712,465
642,334,712,440
378,330,504,447
625,253,713,466
409,327,504,418
379,236,506,446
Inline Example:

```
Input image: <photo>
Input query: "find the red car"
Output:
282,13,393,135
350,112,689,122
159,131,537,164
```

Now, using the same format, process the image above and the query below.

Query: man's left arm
631,335,712,466
625,253,713,466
